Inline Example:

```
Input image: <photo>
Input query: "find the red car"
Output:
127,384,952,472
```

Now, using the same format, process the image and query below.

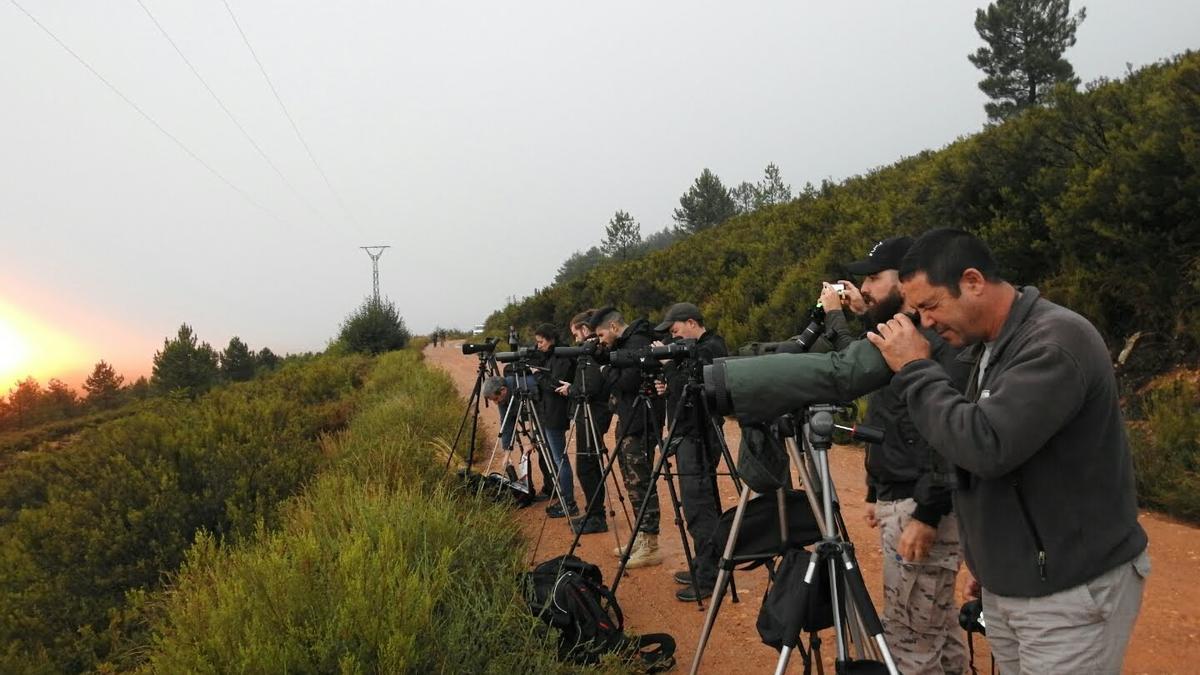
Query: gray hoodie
893,287,1147,597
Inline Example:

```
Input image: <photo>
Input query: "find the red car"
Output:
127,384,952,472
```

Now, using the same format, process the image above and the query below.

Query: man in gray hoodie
867,228,1150,674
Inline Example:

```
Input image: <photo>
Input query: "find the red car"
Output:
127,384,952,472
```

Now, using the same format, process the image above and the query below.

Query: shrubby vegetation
0,354,370,672
336,296,412,354
1130,377,1200,521
489,52,1200,357
139,351,579,673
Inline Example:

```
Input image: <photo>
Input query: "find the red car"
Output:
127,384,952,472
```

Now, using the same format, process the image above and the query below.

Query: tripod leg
659,440,703,607
838,542,900,675
689,483,753,675
773,547,822,675
446,369,486,473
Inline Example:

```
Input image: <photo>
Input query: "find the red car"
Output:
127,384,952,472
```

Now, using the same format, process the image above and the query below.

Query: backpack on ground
524,554,676,672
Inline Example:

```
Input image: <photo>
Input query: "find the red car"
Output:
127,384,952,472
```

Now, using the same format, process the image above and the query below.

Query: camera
461,338,498,355
553,340,598,358
828,282,846,297
649,339,698,361
608,348,661,370
495,347,540,363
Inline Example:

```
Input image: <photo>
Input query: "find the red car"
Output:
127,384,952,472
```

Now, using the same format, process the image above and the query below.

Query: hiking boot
625,534,662,569
570,516,608,535
612,533,637,558
675,584,714,602
546,503,579,518
673,569,692,585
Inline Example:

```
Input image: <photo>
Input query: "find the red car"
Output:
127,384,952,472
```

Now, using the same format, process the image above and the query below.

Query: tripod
563,358,634,556
610,360,742,609
445,345,500,475
481,367,573,518
690,406,898,675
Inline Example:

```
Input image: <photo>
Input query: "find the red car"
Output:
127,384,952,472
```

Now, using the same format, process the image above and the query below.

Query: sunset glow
0,300,91,389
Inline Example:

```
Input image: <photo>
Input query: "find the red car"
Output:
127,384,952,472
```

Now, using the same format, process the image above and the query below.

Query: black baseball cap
844,236,914,275
655,302,704,332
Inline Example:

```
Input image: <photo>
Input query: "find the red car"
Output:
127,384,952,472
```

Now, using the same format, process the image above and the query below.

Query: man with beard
822,236,969,675
589,307,664,568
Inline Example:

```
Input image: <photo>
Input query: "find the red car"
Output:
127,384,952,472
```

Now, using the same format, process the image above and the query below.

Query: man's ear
960,268,987,296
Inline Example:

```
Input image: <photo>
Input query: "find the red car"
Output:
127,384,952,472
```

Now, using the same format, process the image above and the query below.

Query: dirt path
426,342,1198,674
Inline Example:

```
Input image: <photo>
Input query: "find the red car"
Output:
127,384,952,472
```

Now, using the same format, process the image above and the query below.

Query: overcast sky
2,0,1197,385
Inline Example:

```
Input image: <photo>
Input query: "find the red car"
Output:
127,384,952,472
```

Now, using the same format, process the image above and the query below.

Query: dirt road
426,342,1198,674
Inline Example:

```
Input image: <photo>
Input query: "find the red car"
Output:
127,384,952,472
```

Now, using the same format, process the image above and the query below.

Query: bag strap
625,633,676,673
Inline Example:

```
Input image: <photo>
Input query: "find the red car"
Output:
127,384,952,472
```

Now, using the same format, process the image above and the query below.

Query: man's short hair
534,323,559,343
899,228,1001,296
481,376,507,399
588,307,624,331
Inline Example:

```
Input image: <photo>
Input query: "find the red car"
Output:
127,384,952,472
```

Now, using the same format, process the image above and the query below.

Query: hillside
488,52,1200,363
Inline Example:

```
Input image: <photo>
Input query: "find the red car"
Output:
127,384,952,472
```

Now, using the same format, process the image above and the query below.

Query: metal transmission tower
360,246,390,303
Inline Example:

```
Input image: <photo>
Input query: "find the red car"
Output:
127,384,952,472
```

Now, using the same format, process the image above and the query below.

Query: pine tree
672,168,737,234
338,298,411,355
220,337,257,382
968,0,1086,122
151,324,220,397
84,360,125,408
600,210,642,260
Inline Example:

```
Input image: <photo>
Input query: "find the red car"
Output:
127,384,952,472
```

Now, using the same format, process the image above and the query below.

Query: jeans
543,427,575,507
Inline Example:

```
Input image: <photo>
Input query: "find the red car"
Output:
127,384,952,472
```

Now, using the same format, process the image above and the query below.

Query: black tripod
690,406,897,675
482,367,573,518
445,342,500,475
563,358,634,556
610,359,742,609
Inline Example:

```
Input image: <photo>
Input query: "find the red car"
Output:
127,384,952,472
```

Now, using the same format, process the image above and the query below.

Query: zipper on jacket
1012,479,1048,582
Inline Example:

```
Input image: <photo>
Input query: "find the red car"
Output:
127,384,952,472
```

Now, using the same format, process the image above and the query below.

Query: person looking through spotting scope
533,323,578,519
650,302,729,602
589,307,664,569
822,236,969,674
556,310,613,535
867,228,1150,674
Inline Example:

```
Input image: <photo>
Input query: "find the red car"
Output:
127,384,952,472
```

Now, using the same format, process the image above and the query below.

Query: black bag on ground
712,489,823,569
524,555,676,672
757,546,834,650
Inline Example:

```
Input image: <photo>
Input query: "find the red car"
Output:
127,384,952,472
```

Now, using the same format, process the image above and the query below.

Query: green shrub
0,355,371,671
1131,378,1200,522
139,350,581,674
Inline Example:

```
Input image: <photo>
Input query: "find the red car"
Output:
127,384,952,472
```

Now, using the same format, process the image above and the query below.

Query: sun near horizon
0,299,96,391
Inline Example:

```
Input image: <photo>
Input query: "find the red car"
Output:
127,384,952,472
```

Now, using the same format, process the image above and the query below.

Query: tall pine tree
672,168,737,234
968,0,1086,122
600,209,642,261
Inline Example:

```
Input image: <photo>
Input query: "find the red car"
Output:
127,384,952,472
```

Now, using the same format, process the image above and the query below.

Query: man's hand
864,503,878,528
837,279,868,314
820,283,845,313
898,519,937,562
654,380,667,396
865,313,932,372
555,382,571,397
964,568,981,599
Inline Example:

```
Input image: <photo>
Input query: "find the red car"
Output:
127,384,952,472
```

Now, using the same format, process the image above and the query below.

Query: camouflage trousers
877,498,966,675
617,434,660,534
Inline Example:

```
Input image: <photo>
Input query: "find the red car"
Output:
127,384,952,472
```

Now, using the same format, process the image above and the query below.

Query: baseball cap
655,302,704,332
844,236,914,275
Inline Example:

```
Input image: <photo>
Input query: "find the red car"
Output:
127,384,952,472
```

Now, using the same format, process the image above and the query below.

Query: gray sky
1,0,1197,385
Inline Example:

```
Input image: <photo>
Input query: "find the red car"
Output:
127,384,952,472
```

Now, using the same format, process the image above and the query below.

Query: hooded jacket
893,287,1147,597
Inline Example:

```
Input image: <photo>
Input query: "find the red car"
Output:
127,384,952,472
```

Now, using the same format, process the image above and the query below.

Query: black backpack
524,555,676,671
457,467,534,508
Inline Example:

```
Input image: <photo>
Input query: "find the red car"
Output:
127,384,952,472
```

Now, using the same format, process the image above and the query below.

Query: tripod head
804,404,884,448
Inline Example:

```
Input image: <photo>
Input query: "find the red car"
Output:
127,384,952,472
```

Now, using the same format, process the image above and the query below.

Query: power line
221,0,361,233
7,0,287,226
134,0,328,225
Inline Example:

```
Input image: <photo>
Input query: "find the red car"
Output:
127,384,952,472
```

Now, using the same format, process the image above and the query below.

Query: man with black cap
652,302,729,601
822,236,970,675
589,306,665,568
